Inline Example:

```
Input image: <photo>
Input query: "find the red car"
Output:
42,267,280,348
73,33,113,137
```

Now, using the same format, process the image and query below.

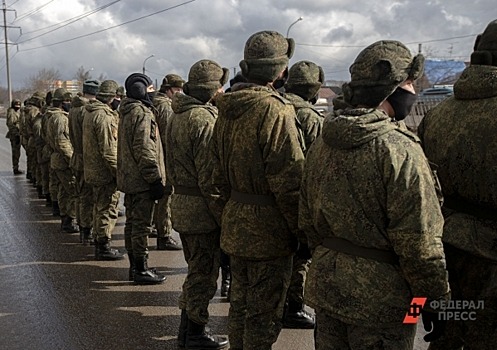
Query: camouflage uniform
70,80,99,240
117,74,165,268
418,20,497,350
26,92,46,196
282,61,325,328
212,31,304,350
6,100,22,174
39,93,55,205
152,74,185,250
300,41,450,350
24,100,40,183
166,61,228,326
45,89,79,231
83,81,121,247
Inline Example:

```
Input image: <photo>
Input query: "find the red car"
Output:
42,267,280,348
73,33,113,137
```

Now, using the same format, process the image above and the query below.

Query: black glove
296,243,312,260
421,309,446,342
149,179,165,201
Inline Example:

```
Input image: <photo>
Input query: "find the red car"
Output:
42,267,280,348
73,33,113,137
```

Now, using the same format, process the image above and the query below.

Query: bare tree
74,66,94,86
23,68,61,95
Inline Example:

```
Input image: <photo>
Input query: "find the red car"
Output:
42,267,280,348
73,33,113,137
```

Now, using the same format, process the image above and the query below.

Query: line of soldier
6,20,496,350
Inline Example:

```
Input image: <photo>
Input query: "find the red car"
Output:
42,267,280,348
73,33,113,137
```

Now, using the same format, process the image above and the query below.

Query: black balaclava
62,102,71,112
125,73,154,108
387,87,417,121
111,99,120,111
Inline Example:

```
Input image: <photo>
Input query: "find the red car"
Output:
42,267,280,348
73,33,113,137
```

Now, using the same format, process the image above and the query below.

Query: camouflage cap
183,59,229,103
161,74,185,89
239,30,295,83
97,80,119,98
12,99,21,107
285,60,325,100
471,19,497,66
83,79,100,96
52,87,68,102
116,86,125,98
342,40,424,107
31,91,45,101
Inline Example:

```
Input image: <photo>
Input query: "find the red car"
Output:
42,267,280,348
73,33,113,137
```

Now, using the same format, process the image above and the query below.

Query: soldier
39,91,55,208
83,80,124,261
166,60,229,349
280,60,326,329
152,73,185,251
25,92,46,198
6,99,23,175
418,19,497,350
299,40,450,349
211,30,305,350
45,88,79,233
117,73,166,284
70,80,100,245
24,96,41,185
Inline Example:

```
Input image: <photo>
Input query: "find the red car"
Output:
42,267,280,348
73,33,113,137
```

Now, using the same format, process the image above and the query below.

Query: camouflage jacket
45,107,73,170
165,93,220,233
213,84,305,259
117,98,165,194
300,108,449,326
153,92,173,150
24,105,41,148
68,95,88,172
283,92,324,152
83,99,118,186
6,107,20,138
418,64,497,262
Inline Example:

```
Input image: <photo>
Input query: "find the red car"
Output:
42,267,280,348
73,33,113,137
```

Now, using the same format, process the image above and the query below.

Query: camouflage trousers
428,244,497,350
228,255,292,350
53,167,77,218
153,192,172,238
38,160,50,196
124,191,155,258
49,166,59,203
314,307,416,350
178,230,221,325
92,183,119,242
9,135,21,171
26,142,37,180
287,255,310,304
74,170,94,229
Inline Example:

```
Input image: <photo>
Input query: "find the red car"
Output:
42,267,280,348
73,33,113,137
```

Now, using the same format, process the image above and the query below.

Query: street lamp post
286,16,303,38
142,54,154,75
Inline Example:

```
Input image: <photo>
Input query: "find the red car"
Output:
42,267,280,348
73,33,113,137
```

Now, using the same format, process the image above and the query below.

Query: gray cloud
2,0,495,89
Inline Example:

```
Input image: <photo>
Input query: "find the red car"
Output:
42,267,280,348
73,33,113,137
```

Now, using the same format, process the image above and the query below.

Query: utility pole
2,1,20,106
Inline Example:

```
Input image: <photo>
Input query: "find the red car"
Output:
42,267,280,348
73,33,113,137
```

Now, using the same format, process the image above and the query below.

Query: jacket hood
71,95,86,108
323,108,396,149
171,92,211,114
215,84,279,120
118,97,150,116
84,99,108,113
454,65,497,100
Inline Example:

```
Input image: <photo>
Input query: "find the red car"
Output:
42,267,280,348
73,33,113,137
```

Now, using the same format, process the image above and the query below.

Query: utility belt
322,237,399,265
443,195,496,221
173,185,203,197
230,189,276,206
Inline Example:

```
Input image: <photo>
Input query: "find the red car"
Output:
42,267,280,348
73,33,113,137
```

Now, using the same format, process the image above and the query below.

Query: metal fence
404,96,448,132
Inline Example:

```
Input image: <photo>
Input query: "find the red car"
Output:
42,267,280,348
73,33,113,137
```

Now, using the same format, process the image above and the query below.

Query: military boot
282,298,315,329
177,309,188,348
185,320,229,349
45,193,52,206
157,236,182,250
220,266,230,298
95,240,125,261
52,200,60,216
133,256,166,285
80,227,93,245
62,216,79,233
36,186,45,199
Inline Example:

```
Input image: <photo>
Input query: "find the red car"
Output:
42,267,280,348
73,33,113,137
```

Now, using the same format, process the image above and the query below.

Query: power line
297,33,478,49
18,0,120,43
13,0,56,23
7,0,21,8
19,0,197,52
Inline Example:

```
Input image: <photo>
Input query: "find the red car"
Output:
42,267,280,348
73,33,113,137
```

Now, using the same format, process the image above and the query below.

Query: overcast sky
2,0,495,90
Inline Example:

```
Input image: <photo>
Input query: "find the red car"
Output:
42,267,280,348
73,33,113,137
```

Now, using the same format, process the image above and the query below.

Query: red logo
403,297,427,324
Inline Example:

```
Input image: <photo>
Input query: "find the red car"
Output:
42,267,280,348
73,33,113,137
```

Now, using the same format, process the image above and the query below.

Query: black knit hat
125,73,153,100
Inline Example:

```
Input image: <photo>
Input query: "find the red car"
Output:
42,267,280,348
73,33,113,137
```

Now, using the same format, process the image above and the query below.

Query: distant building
50,80,81,94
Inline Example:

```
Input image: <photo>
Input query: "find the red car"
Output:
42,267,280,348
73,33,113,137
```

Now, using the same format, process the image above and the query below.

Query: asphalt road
0,121,429,350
